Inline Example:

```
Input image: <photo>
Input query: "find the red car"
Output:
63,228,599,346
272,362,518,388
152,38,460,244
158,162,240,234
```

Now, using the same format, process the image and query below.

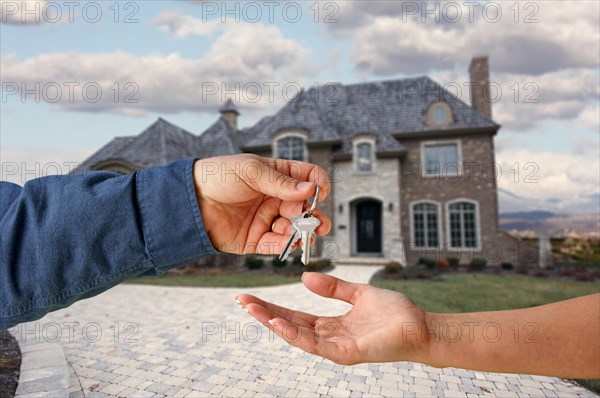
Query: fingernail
267,319,274,325
244,307,249,313
301,272,306,281
296,181,313,191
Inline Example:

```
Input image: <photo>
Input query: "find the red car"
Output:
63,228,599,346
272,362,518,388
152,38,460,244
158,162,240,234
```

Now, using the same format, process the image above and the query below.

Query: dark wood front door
356,200,382,253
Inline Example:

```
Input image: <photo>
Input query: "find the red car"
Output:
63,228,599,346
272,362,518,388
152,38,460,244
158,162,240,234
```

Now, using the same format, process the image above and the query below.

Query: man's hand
193,154,331,255
237,273,430,365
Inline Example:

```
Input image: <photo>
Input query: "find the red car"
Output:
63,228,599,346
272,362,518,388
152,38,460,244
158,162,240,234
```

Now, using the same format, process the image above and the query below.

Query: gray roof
197,118,240,158
76,76,498,172
239,76,498,155
219,98,240,115
74,117,237,172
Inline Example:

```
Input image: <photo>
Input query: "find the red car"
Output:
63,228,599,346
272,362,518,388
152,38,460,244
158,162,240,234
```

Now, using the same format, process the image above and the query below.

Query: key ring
305,185,320,217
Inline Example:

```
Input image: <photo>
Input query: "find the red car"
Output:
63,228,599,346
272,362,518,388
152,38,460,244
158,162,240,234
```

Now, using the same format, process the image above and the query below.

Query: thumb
250,161,316,202
302,272,363,304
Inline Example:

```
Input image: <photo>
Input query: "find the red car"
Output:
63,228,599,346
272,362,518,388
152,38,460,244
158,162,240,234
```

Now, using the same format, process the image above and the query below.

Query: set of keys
278,186,321,265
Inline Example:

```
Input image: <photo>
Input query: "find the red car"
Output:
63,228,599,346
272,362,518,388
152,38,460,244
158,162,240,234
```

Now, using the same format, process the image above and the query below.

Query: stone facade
331,158,403,263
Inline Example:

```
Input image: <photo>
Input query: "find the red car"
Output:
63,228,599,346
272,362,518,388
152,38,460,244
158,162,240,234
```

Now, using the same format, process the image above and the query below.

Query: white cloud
0,146,94,185
496,148,600,207
1,0,47,24
1,22,313,116
335,1,599,134
430,67,599,132
335,1,599,76
154,10,223,37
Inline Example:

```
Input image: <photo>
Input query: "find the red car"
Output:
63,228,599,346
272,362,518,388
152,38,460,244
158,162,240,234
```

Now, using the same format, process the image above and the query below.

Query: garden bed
0,330,21,398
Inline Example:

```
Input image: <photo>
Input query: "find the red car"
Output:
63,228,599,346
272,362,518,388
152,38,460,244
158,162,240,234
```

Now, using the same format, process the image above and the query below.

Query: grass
372,273,600,394
124,272,302,288
372,273,599,313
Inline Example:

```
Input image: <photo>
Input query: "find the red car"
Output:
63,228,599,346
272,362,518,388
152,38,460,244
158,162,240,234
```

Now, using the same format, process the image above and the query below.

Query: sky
1,0,599,213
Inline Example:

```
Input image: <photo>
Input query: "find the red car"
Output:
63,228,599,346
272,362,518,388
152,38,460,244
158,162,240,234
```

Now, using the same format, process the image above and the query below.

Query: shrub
516,267,529,275
533,270,548,278
501,262,514,270
436,258,450,268
418,257,436,269
575,272,595,282
469,258,487,271
398,266,439,280
292,255,303,267
272,256,287,268
384,261,402,274
245,257,264,270
447,257,460,267
306,259,332,272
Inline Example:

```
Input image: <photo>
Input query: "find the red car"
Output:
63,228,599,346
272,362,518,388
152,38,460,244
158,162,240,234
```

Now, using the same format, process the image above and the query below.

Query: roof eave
332,150,406,161
392,125,500,139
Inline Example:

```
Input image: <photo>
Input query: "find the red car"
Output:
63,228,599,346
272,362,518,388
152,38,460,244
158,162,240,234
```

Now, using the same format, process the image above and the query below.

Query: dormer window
275,134,306,161
352,136,376,172
426,102,453,126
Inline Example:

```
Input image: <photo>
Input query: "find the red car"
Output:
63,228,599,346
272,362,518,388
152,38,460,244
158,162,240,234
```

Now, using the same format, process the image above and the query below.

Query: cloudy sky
1,0,599,212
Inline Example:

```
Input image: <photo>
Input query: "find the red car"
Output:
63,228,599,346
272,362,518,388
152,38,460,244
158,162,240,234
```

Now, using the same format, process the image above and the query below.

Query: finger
236,294,318,326
254,232,291,255
259,158,332,202
311,209,331,236
271,217,292,235
243,160,319,202
265,317,318,355
279,201,305,219
302,273,364,305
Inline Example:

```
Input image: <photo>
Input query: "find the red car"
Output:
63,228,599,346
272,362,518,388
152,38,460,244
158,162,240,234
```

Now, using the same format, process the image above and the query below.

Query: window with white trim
412,202,440,248
448,201,478,248
276,136,305,161
356,142,373,172
423,143,459,176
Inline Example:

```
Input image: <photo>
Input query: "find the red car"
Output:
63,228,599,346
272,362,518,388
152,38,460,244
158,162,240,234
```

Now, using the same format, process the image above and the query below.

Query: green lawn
371,273,599,313
372,273,600,394
124,273,302,288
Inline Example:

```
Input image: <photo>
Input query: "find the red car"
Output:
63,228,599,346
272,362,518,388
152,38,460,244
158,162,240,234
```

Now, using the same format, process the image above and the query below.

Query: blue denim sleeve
0,158,216,329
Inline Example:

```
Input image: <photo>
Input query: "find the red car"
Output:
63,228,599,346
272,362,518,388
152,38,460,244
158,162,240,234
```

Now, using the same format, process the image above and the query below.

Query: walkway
12,266,597,398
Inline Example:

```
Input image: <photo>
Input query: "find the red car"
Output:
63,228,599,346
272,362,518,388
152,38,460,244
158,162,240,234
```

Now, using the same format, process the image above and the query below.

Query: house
75,56,537,267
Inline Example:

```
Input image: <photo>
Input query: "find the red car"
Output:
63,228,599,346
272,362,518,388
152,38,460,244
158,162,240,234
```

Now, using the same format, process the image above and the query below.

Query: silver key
295,215,321,265
279,215,302,261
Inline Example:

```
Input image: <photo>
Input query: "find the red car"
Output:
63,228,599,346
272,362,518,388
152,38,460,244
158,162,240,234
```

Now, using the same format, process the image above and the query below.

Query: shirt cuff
136,158,216,273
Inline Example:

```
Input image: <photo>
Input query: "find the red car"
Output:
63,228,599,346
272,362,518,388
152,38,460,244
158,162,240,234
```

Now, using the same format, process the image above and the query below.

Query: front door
356,200,382,253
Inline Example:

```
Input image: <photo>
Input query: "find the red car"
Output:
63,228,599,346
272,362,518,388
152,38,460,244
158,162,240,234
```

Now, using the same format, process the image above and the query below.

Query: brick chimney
219,98,239,131
468,55,492,119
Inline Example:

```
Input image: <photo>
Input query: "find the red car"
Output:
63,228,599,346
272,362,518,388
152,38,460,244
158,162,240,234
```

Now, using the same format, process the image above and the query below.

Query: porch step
335,257,390,266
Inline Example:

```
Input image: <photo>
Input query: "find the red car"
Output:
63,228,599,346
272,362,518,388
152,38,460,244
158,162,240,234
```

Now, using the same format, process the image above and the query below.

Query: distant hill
499,212,599,236
498,188,600,214
499,211,557,221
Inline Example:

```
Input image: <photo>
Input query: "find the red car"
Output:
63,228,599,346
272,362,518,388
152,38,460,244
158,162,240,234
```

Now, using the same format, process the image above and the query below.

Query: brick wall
399,132,513,266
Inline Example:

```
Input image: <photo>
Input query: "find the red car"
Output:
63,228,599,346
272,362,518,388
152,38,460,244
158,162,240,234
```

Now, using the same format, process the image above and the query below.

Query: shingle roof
239,76,498,154
197,118,240,158
74,117,237,172
219,98,240,115
75,76,498,172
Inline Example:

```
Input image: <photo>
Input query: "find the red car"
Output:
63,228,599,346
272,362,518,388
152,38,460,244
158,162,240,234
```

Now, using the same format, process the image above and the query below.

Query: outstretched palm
238,273,428,365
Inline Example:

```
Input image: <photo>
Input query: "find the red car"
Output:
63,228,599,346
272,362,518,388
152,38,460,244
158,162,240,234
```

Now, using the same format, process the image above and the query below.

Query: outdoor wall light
338,204,343,214
388,203,394,212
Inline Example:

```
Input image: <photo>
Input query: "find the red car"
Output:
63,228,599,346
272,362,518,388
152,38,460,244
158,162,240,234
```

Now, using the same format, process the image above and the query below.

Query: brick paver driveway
29,266,597,397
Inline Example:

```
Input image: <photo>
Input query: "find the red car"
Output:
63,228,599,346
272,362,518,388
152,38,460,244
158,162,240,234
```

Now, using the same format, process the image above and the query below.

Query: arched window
447,200,479,249
411,201,440,248
275,135,305,161
356,142,373,172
